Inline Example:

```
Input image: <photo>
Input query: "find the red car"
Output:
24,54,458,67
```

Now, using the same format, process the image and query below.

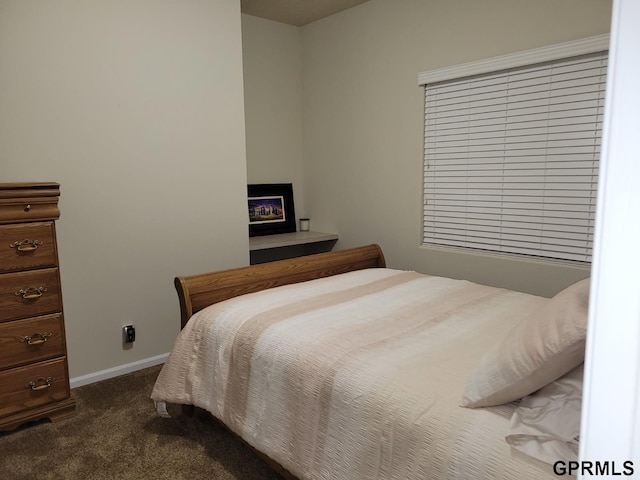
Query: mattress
151,268,559,479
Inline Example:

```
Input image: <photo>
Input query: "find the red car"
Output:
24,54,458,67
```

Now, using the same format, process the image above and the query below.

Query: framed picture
248,183,296,237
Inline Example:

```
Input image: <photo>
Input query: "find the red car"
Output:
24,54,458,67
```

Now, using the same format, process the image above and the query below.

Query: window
419,36,608,263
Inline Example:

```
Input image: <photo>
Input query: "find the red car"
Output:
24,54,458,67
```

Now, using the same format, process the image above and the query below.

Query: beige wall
0,0,249,378
301,0,612,297
242,14,306,220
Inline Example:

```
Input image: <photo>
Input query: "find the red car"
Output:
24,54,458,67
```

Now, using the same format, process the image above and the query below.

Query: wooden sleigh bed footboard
174,244,386,328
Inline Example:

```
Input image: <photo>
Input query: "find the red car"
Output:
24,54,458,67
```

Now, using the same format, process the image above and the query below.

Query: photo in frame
248,183,296,237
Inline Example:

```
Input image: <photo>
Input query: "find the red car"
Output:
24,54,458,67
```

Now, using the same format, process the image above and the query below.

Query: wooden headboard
174,244,386,328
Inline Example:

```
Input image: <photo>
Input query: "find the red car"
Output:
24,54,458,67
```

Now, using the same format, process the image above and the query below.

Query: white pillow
460,277,590,408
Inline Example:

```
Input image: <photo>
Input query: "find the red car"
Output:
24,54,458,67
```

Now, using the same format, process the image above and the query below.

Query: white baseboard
69,353,169,389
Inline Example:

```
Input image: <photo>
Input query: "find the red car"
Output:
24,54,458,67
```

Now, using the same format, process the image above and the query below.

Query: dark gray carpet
0,365,281,480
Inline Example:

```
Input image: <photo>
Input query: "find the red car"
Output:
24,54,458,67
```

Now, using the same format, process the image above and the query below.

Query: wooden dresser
0,182,76,431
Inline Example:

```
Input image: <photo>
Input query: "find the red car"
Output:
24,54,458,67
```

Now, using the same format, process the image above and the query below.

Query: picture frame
248,183,296,237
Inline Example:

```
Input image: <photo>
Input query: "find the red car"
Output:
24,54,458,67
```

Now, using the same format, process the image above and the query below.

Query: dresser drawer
0,196,60,225
0,222,57,273
0,314,65,370
0,357,70,419
0,268,62,323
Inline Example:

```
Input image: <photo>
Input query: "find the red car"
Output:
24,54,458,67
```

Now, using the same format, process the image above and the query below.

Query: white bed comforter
152,268,559,479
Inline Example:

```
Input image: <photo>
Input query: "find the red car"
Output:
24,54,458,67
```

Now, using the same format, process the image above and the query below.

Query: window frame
418,35,610,264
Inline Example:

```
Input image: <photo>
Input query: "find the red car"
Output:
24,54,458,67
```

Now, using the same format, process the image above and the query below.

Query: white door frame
579,0,640,473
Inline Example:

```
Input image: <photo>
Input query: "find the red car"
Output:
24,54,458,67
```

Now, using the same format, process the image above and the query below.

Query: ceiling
240,0,370,26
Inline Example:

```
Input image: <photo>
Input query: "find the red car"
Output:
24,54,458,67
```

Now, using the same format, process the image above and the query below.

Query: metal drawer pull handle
28,377,53,391
9,239,42,252
15,286,48,299
20,332,52,345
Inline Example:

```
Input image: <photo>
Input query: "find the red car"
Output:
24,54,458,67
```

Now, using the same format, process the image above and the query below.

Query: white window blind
423,51,607,263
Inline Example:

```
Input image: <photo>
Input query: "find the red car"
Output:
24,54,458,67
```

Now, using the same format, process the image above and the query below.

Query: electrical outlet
123,325,136,343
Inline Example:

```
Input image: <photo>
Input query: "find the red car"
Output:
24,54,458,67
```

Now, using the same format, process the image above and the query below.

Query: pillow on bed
505,364,583,466
460,277,590,408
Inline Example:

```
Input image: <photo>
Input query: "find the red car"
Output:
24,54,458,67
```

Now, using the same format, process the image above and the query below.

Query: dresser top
0,183,61,223
0,183,60,199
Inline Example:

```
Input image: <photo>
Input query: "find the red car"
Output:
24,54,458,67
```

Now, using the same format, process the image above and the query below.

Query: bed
151,244,588,479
